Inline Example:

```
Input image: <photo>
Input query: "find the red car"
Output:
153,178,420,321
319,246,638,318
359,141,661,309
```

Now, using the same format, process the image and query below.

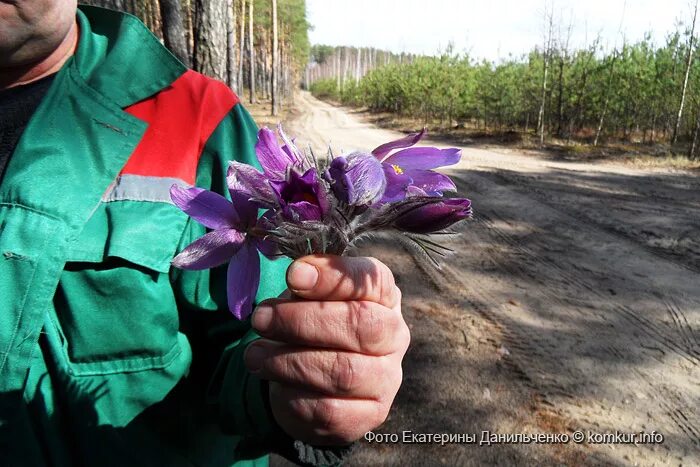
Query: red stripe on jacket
122,70,239,185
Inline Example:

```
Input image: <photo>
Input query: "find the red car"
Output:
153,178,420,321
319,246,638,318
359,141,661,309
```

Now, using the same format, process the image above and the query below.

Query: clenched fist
244,255,410,445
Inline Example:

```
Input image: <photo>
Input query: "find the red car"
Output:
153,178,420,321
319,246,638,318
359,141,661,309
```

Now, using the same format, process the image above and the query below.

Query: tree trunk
147,0,161,37
556,54,565,136
248,0,256,104
184,0,194,58
144,0,153,31
594,99,608,146
594,48,620,147
159,0,190,66
672,0,698,145
193,0,227,82
283,41,291,100
537,10,553,146
237,0,245,91
271,0,279,115
336,52,341,91
84,0,129,11
689,107,700,159
225,0,236,89
537,55,550,146
260,42,266,100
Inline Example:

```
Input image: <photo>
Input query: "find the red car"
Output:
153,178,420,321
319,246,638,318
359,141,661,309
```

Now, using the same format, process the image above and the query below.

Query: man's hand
243,255,410,445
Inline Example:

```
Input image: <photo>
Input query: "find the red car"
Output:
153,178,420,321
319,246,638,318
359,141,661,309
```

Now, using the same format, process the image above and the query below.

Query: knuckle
378,355,402,395
350,301,386,353
396,315,411,352
284,390,309,418
265,300,298,336
389,361,404,395
312,398,343,433
371,258,397,302
330,352,359,394
394,285,402,306
373,356,402,406
274,302,306,339
276,352,306,382
372,400,391,428
349,257,395,299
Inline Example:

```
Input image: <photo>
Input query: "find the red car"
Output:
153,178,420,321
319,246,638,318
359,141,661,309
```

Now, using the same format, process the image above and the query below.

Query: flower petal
406,186,429,197
383,147,461,170
270,168,331,220
256,127,295,177
326,157,353,204
170,185,239,230
278,124,305,166
299,168,332,216
409,169,457,194
227,242,260,320
344,152,386,205
284,201,323,221
227,162,276,209
371,128,426,159
172,229,245,270
255,235,280,259
379,163,413,203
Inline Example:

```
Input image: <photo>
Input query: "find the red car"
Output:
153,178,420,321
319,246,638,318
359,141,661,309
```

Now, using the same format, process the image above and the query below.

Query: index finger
286,255,399,308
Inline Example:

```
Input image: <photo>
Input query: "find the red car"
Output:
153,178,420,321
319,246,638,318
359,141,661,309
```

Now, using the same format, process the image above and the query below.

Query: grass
336,104,700,171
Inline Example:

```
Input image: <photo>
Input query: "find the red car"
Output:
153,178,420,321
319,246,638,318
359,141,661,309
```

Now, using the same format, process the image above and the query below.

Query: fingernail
288,261,318,291
245,344,266,373
252,305,273,332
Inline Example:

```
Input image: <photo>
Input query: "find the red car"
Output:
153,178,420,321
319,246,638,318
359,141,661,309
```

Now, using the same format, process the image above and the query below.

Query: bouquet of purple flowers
170,126,471,320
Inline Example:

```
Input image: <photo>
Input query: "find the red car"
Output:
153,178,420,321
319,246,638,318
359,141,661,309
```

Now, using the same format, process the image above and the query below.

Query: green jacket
0,6,290,466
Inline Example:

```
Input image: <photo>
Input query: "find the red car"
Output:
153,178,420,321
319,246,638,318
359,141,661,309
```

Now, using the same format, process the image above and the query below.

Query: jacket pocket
54,200,188,376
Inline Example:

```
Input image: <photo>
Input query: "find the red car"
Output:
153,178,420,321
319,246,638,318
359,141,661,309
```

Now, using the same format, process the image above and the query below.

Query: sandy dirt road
271,92,700,466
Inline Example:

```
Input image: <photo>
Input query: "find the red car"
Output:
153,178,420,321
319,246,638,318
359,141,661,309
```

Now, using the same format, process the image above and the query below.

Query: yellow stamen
392,164,404,175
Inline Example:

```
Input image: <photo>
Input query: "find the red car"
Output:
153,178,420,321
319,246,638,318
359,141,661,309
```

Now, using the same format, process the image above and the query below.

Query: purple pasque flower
170,184,272,320
227,126,308,207
393,197,472,234
269,167,331,222
325,152,386,206
372,128,461,203
255,125,306,178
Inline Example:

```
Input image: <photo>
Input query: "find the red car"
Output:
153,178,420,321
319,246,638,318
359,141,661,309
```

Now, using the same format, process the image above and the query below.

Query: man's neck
0,20,79,90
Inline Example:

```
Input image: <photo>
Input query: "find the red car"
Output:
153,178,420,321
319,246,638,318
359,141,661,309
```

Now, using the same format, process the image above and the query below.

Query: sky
306,0,694,61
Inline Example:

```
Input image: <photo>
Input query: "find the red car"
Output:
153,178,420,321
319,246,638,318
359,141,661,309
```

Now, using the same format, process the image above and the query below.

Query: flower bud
326,152,386,206
393,198,472,233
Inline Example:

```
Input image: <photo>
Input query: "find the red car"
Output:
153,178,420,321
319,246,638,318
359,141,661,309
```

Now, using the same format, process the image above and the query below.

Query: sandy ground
270,92,700,466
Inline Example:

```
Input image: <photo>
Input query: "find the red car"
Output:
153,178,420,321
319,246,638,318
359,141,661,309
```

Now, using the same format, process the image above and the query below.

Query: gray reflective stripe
102,174,190,203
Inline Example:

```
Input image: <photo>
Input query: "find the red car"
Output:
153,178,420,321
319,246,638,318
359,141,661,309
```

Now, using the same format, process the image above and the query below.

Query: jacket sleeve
169,102,289,437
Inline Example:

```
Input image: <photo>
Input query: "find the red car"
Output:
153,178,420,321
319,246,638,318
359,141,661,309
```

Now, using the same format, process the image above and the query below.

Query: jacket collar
74,5,187,108
0,6,187,233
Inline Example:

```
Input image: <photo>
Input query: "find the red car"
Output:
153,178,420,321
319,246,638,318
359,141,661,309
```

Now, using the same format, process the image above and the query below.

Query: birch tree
537,6,553,146
672,0,698,144
237,0,245,90
248,0,256,104
225,0,236,89
271,0,279,115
